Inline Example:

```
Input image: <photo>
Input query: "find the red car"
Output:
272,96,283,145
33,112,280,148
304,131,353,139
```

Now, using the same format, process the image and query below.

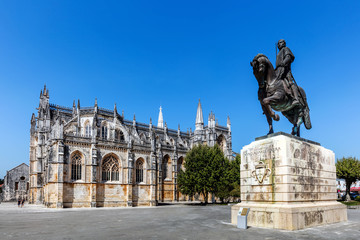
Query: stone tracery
71,152,82,181
102,155,120,181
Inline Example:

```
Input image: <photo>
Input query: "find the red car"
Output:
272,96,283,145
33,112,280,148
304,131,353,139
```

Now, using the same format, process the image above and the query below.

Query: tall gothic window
85,123,91,137
136,159,144,183
71,153,82,181
162,156,172,180
177,157,184,173
167,158,172,179
162,159,167,180
102,155,119,181
101,125,108,140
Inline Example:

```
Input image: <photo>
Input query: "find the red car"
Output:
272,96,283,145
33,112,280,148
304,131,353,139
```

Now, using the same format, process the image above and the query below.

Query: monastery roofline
49,103,190,136
49,103,229,136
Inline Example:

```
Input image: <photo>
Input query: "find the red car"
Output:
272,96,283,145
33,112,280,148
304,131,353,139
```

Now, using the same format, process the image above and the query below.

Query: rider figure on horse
275,39,301,107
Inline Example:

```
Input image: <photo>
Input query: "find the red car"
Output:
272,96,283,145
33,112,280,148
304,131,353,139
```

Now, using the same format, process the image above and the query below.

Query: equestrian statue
250,39,311,137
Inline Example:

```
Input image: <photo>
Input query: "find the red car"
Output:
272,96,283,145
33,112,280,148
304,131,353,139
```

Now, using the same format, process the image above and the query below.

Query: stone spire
77,99,81,131
72,100,76,117
31,113,36,123
157,106,164,128
43,84,49,97
227,115,231,132
30,113,36,134
94,98,98,112
208,111,215,128
114,103,118,119
195,99,204,130
77,99,80,113
92,98,98,130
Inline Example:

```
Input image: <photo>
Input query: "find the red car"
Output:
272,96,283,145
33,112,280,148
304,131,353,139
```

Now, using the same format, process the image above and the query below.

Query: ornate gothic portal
29,86,233,208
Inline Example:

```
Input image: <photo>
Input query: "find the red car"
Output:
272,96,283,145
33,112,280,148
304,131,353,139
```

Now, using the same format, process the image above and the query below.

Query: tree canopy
177,144,240,204
336,157,360,201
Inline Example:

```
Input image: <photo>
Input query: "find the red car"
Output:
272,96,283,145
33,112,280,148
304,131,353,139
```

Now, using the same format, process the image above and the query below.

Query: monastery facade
29,86,233,208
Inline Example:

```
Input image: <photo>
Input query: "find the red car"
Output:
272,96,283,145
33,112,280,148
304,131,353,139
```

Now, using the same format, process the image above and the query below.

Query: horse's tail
299,87,312,130
303,106,312,130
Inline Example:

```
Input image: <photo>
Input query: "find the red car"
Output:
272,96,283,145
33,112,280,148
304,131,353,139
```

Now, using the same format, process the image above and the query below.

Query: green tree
228,154,241,199
336,157,360,201
214,154,241,203
178,144,228,204
211,146,230,202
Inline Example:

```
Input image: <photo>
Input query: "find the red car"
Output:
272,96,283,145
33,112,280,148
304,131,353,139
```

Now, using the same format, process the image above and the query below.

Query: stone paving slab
0,202,359,240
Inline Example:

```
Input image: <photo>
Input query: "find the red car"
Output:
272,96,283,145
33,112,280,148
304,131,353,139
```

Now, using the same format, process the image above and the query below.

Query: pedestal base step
231,201,347,230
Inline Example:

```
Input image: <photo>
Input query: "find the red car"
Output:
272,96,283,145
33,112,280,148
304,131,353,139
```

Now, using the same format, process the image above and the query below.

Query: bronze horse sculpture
250,54,311,137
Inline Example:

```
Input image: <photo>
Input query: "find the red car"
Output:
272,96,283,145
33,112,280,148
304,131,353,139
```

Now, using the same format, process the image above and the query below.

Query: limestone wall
240,134,336,203
2,164,29,201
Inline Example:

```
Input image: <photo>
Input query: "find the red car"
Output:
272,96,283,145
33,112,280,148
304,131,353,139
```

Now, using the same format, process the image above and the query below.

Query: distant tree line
177,144,240,204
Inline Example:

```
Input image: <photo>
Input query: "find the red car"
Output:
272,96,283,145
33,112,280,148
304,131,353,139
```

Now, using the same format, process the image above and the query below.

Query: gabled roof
7,163,29,173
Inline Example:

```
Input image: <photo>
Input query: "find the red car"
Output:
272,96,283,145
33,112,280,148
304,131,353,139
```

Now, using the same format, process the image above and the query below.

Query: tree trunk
346,180,352,201
203,191,208,205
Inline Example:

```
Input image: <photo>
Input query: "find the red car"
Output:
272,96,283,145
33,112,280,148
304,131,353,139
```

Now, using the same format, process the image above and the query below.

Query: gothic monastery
29,86,233,208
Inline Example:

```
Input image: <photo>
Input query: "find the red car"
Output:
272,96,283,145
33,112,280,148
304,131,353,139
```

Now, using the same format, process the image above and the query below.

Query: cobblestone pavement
0,202,359,240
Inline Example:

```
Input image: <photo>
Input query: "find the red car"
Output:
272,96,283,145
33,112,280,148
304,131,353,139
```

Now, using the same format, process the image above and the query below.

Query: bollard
237,207,250,229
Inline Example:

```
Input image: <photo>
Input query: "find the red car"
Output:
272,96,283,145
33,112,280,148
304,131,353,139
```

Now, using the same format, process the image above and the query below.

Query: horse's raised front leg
262,97,280,121
261,104,274,135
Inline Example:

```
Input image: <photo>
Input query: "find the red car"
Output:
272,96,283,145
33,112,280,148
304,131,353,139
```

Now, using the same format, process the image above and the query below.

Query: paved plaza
0,202,359,240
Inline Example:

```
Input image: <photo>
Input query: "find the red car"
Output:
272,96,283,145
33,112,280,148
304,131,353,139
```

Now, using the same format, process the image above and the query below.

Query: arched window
216,135,226,152
177,157,184,173
85,123,91,137
167,158,172,179
101,125,108,140
115,129,124,141
135,159,144,183
102,155,119,181
162,155,172,180
139,133,146,142
71,152,82,181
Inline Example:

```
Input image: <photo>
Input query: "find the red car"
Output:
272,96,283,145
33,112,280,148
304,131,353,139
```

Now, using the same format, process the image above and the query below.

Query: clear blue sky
0,1,359,177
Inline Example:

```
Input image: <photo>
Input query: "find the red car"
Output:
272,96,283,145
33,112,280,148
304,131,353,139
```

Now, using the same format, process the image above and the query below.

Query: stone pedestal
231,132,347,230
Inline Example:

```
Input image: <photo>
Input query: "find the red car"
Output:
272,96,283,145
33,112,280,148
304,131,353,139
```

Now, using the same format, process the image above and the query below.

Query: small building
2,163,30,201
